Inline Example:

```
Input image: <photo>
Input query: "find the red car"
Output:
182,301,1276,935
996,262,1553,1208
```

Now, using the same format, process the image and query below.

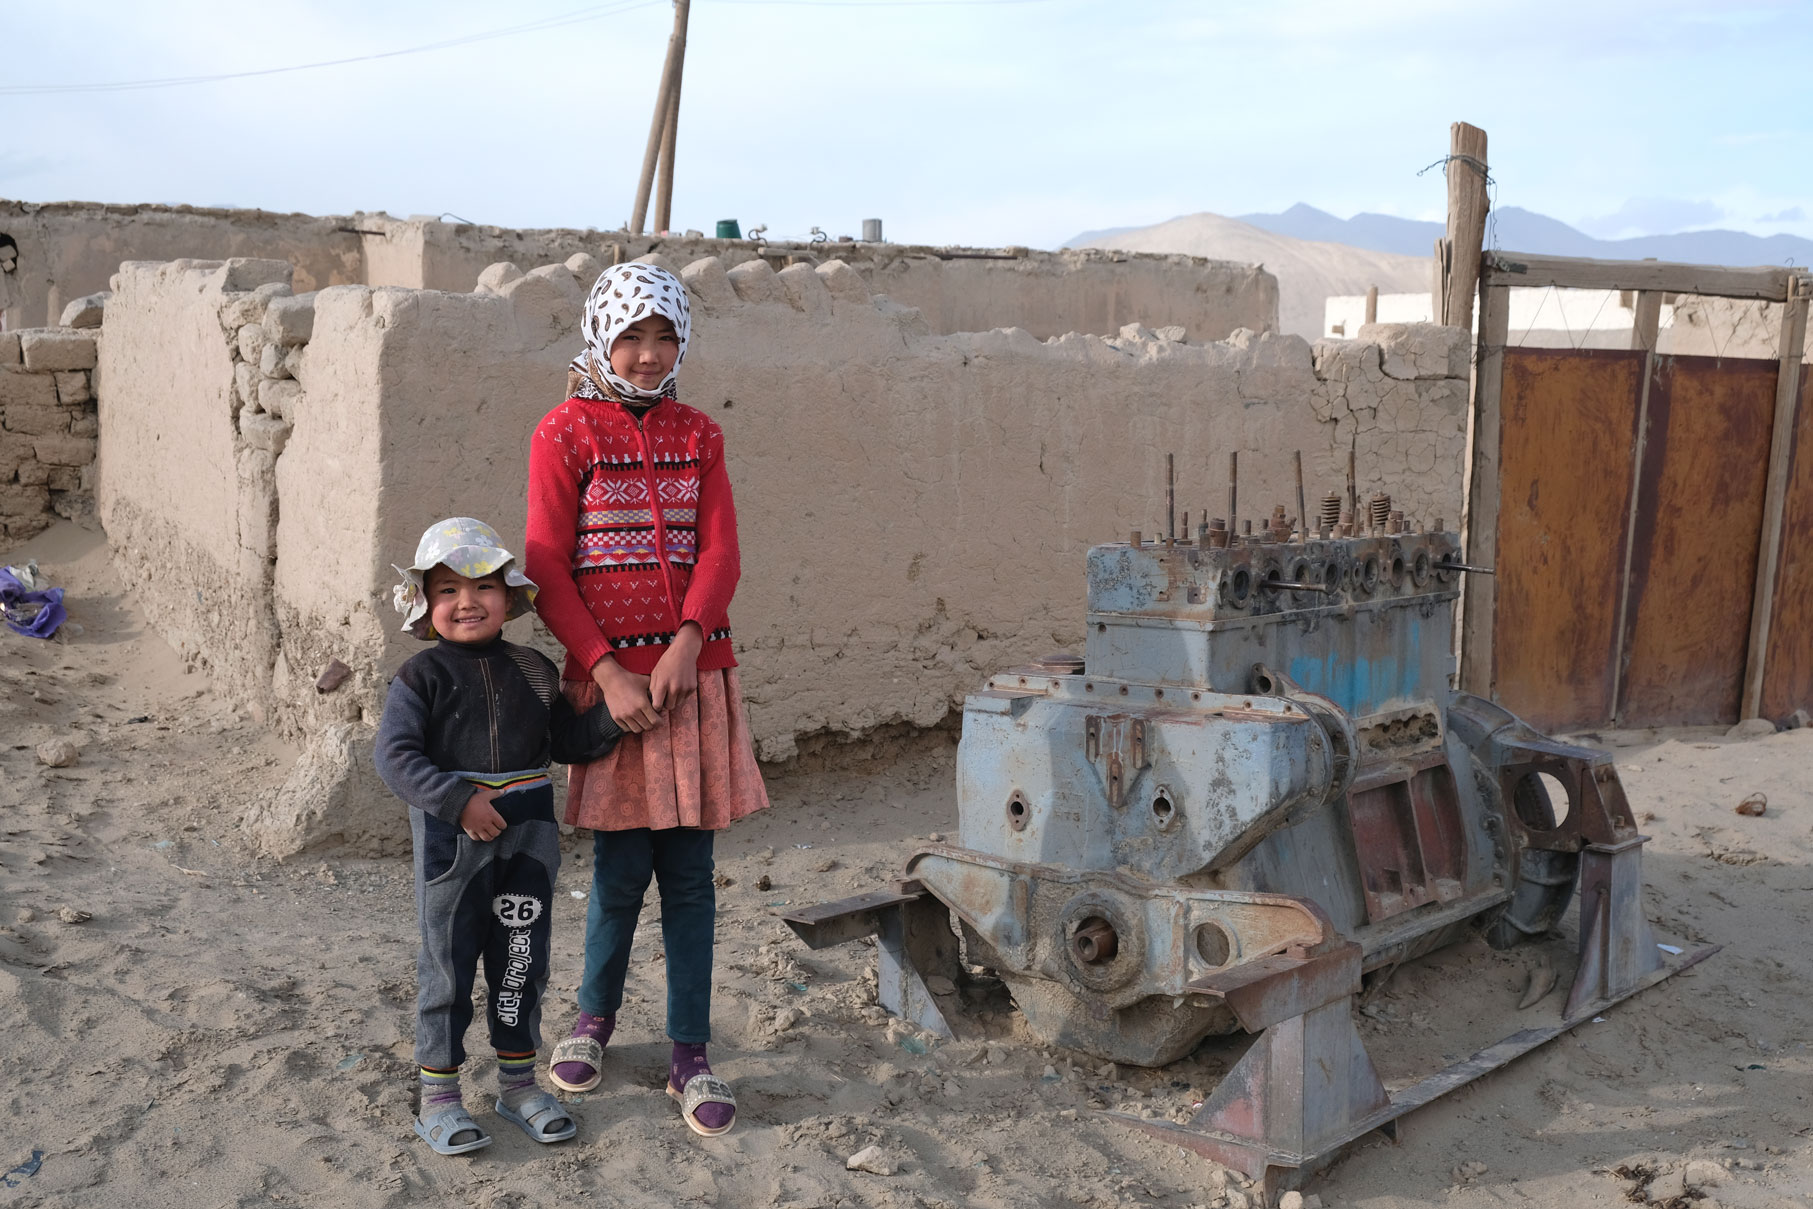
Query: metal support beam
876,896,967,1039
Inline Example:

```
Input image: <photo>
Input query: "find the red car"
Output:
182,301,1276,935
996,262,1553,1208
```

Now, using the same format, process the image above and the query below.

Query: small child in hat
374,517,622,1156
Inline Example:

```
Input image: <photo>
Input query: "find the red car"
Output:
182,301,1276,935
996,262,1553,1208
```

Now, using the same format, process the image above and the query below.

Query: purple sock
671,1042,734,1131
552,1011,615,1087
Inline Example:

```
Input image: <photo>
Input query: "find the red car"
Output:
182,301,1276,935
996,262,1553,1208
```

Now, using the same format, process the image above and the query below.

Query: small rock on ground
845,1144,897,1176
36,737,79,767
1726,718,1777,740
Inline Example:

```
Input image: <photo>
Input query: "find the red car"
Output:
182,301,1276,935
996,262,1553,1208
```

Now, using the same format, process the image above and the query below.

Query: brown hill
1077,211,1432,339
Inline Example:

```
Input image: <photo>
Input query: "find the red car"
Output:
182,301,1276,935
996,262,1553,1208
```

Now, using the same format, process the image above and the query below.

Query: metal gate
1462,253,1812,732
1490,348,1793,730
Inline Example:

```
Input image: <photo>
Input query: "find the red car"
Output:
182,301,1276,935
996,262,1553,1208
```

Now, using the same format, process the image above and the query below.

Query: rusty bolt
1071,917,1119,966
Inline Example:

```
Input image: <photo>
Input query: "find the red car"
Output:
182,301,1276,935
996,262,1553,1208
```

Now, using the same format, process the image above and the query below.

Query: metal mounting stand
1118,835,1717,1205
1564,837,1662,1017
781,884,967,1039
786,848,1716,1208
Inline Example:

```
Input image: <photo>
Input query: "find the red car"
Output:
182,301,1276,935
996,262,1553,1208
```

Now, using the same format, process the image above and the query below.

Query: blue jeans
578,827,716,1044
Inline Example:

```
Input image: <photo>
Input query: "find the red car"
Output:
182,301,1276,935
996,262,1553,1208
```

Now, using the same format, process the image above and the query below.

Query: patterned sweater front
525,395,740,680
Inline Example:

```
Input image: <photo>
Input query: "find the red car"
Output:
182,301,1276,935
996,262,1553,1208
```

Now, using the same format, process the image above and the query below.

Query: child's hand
650,623,703,711
592,656,661,732
459,788,506,841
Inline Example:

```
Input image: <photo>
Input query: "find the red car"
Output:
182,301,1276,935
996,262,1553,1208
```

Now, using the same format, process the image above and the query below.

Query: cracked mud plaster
95,255,1470,850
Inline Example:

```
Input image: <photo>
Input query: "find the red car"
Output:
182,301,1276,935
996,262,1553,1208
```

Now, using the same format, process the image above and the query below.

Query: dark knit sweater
373,636,621,825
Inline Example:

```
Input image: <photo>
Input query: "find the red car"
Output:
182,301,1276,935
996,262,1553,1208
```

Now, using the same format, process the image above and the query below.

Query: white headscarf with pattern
570,262,692,402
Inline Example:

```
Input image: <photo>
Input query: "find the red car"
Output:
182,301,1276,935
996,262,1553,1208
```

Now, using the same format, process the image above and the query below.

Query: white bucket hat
391,517,539,640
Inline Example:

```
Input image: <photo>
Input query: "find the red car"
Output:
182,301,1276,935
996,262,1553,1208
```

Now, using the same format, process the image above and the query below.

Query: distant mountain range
1070,203,1813,268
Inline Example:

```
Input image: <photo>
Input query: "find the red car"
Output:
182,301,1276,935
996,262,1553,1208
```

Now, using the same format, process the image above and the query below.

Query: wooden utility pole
652,3,688,234
631,0,691,236
1441,122,1489,331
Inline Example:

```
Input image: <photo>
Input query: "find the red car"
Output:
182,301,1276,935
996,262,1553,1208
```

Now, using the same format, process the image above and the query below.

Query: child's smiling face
609,314,681,393
425,564,508,645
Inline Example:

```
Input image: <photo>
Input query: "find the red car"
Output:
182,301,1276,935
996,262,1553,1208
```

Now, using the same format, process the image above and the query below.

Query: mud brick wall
95,252,1468,857
0,327,99,544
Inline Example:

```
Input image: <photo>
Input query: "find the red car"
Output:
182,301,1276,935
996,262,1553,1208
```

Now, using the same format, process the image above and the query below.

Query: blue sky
4,0,1808,250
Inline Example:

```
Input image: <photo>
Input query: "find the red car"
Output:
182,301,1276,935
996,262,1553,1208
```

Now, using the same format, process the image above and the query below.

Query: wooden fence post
1432,238,1450,323
1443,122,1490,334
1365,286,1379,326
1459,278,1511,694
1741,274,1811,719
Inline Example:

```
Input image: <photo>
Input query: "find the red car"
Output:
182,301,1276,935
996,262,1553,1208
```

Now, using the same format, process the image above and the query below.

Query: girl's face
608,315,681,393
425,564,507,645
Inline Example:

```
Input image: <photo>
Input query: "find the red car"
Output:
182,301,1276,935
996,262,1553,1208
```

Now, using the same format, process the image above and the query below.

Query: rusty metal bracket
1085,713,1148,809
1447,693,1640,848
877,893,970,1039
1117,941,1718,1205
783,884,970,1040
1564,836,1662,1017
1186,942,1362,1032
782,887,923,950
1115,994,1389,1201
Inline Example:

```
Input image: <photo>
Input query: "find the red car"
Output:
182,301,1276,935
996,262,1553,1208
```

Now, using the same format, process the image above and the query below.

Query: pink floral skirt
560,667,770,832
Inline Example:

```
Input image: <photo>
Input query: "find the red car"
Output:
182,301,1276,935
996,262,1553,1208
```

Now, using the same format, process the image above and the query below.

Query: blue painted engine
904,522,1571,1065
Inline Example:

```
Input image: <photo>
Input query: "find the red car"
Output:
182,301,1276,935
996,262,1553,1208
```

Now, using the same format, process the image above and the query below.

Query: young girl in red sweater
524,262,769,1137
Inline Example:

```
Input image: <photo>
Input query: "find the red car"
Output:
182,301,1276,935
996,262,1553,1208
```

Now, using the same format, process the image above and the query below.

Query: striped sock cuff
420,1066,461,1082
496,1053,537,1070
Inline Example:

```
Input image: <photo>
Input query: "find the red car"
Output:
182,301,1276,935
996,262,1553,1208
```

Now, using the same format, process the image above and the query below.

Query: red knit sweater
525,395,740,680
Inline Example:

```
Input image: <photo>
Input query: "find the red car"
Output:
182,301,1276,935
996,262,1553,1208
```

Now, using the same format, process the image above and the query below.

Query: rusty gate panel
1761,368,1813,719
1616,355,1778,727
1493,348,1645,731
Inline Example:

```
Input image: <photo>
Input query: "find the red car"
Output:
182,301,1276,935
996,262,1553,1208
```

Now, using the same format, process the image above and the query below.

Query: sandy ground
1,521,1810,1209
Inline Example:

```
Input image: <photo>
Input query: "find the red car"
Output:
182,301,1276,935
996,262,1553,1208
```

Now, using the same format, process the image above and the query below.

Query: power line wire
0,1,661,96
0,0,1059,96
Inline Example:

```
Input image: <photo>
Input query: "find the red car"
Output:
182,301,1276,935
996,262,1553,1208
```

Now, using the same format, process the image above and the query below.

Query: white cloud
1578,197,1725,239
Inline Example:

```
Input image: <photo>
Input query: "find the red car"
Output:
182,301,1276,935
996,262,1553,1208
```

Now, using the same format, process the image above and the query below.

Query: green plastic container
715,219,742,240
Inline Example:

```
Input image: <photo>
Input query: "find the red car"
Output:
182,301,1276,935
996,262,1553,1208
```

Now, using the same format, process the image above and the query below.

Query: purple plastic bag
0,566,65,639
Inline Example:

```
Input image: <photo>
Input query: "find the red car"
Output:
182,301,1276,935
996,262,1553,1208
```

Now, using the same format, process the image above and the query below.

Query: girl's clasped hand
589,618,703,733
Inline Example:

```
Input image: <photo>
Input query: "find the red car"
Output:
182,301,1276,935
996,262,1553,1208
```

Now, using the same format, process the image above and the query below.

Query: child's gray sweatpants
412,782,561,1069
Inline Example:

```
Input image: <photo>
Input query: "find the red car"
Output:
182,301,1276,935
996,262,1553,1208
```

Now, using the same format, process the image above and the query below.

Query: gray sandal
415,1106,492,1155
549,1034,604,1093
494,1091,578,1143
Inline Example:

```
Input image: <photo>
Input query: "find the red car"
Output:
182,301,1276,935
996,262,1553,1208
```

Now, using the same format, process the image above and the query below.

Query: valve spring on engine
1368,493,1392,534
1318,492,1342,532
